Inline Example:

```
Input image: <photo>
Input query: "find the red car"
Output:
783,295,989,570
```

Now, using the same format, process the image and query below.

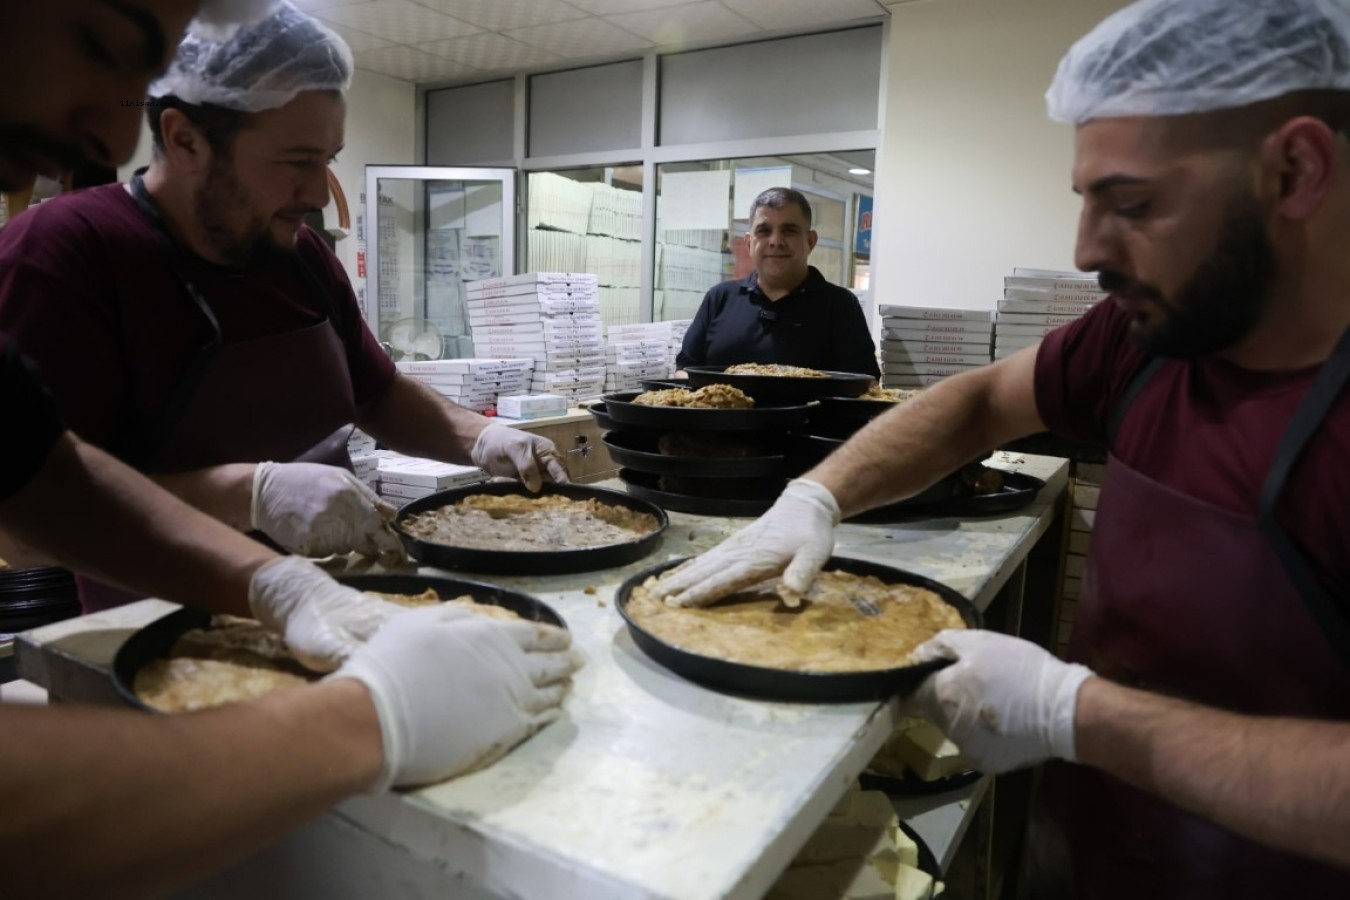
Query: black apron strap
1107,356,1166,449
1257,325,1350,660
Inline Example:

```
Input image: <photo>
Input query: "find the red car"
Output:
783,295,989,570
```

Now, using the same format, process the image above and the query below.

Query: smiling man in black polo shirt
676,186,880,378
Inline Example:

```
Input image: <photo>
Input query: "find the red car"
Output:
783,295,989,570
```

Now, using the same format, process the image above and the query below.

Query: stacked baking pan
592,367,872,516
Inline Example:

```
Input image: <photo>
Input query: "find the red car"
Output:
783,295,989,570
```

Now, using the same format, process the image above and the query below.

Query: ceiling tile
720,0,887,31
417,32,564,71
412,0,589,31
321,21,396,53
316,0,481,45
352,45,480,82
506,16,655,56
607,2,760,46
559,0,696,14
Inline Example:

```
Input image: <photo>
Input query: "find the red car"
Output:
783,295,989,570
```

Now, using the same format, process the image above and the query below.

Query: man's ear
1262,116,1338,221
157,109,211,176
807,229,818,252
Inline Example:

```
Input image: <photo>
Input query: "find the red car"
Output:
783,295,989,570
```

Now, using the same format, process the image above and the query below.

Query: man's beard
1098,194,1277,360
193,157,298,268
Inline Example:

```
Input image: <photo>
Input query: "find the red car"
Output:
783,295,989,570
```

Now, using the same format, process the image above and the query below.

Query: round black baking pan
586,401,621,432
602,429,789,479
395,482,668,575
816,393,916,422
858,766,983,798
850,471,1046,522
638,378,689,392
112,573,567,711
683,365,873,403
618,468,784,517
615,556,981,702
601,390,812,432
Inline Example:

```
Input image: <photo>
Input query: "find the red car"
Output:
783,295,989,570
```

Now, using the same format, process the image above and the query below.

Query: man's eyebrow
281,145,342,155
1074,174,1152,196
101,0,167,70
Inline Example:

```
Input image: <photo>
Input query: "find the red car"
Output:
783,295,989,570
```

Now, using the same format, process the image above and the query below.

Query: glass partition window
652,153,874,323
526,167,643,326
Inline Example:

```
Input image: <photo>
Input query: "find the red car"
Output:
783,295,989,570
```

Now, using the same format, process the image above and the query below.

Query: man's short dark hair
147,96,253,158
749,187,813,228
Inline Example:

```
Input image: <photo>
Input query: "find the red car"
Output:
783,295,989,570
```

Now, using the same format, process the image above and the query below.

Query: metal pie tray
618,468,783,517
601,390,812,432
603,429,789,479
683,364,872,402
615,556,982,702
850,471,1046,521
112,572,567,711
395,482,667,574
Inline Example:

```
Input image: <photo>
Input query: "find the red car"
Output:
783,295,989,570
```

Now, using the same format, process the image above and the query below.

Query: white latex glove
470,424,569,492
251,461,403,558
248,556,409,672
650,478,840,608
329,603,581,791
903,630,1094,775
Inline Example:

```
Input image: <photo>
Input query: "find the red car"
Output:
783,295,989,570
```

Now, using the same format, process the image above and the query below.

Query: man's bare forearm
810,348,1046,517
1075,677,1350,867
0,679,382,899
0,434,274,615
357,374,487,462
151,463,257,530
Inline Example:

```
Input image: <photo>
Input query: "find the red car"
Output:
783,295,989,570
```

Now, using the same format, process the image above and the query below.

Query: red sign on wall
356,250,366,279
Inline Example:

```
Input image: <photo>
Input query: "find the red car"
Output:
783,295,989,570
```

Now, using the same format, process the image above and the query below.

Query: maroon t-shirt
0,184,394,461
1035,300,1350,600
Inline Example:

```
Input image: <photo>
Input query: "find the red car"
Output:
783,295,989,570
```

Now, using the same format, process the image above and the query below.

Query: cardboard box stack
876,305,993,389
995,268,1105,360
1057,460,1105,657
347,427,380,491
466,272,606,404
396,358,533,414
375,455,486,507
600,320,688,392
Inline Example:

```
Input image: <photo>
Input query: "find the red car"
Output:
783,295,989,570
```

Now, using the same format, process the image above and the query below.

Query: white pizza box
993,311,1089,328
471,342,548,357
1005,274,1102,292
881,340,991,362
465,294,600,314
882,362,985,377
497,393,568,418
466,283,599,302
397,358,534,375
1004,285,1104,305
606,339,669,354
997,297,1098,316
884,373,952,388
350,454,379,479
606,323,675,339
607,361,670,376
994,322,1065,338
878,305,993,323
466,272,598,293
882,349,991,367
377,457,485,489
378,482,443,504
405,369,533,386
882,326,992,345
879,316,993,336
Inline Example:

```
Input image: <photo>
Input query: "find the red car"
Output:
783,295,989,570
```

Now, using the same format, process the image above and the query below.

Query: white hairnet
190,0,283,41
151,1,353,113
1047,0,1350,124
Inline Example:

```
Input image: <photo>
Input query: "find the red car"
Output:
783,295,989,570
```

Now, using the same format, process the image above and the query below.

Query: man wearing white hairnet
0,2,580,896
644,0,1350,894
0,2,568,614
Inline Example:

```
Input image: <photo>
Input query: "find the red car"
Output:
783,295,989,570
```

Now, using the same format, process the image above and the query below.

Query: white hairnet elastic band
152,1,352,113
1047,0,1350,124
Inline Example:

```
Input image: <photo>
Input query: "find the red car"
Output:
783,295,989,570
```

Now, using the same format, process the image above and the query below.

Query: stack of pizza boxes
396,358,533,414
876,305,993,389
466,272,606,403
994,268,1104,360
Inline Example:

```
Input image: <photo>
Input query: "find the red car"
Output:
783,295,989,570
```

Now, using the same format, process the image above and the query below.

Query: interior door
363,166,517,360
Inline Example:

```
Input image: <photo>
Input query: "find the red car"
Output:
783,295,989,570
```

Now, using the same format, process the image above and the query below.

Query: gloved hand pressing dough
650,478,840,608
252,461,403,558
248,555,409,672
903,629,1094,774
471,424,569,492
329,603,582,790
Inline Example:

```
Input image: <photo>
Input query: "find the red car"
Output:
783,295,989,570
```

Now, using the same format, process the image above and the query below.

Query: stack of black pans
0,566,80,682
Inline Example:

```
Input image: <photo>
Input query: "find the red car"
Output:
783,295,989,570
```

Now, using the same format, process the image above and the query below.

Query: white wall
116,69,416,289
872,0,1130,311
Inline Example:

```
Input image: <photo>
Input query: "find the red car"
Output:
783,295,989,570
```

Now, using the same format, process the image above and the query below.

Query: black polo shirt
1,334,66,500
676,266,880,377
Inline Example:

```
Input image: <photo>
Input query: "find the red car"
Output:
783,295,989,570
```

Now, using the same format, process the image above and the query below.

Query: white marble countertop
17,452,1068,900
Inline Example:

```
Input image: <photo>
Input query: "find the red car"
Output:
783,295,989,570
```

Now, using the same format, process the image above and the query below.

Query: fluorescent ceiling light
848,167,871,175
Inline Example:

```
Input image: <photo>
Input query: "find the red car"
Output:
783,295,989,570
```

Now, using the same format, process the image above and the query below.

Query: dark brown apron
78,176,359,612
1047,334,1350,897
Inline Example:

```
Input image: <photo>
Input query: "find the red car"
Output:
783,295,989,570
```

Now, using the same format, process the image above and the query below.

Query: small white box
377,457,485,489
497,393,568,419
